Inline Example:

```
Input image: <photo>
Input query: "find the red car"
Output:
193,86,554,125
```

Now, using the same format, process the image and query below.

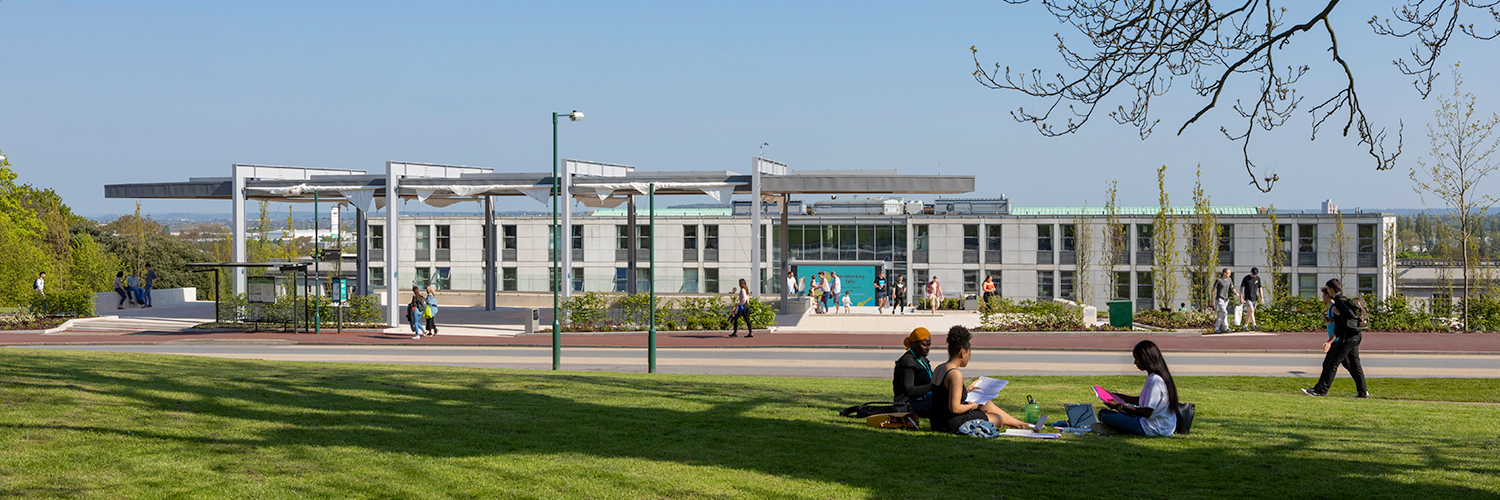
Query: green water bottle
1023,395,1040,424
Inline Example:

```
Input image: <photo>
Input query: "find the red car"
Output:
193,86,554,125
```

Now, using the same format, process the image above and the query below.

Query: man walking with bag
1239,267,1267,330
1211,268,1240,334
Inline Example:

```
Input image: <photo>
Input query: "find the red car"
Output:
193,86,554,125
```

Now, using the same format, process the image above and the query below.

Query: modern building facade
370,198,1398,311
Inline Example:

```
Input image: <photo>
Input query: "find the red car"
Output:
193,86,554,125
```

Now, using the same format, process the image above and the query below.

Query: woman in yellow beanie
892,327,935,417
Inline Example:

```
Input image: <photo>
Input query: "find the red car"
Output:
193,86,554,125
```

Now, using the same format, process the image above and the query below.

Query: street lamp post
551,110,583,371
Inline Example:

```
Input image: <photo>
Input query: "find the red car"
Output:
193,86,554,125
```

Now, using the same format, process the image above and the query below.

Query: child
840,291,852,314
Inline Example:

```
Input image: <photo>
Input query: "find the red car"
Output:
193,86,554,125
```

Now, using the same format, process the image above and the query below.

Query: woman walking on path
408,286,427,340
728,278,754,338
981,275,996,307
422,284,440,336
874,271,889,314
926,276,942,313
1303,279,1370,398
892,275,908,314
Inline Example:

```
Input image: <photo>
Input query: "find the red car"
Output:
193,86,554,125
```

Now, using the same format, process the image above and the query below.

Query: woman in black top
893,327,935,417
930,326,1029,433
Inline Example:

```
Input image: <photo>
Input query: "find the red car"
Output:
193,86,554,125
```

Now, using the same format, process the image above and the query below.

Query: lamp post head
568,110,584,121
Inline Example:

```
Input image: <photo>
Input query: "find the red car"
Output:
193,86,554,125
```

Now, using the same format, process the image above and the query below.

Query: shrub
976,297,1085,331
30,290,96,318
1134,309,1215,330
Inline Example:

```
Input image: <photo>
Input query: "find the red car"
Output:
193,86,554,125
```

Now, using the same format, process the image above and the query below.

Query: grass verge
1,349,1498,499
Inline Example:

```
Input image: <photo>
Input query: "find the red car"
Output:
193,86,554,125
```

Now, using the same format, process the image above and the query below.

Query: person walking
874,271,888,314
839,291,852,314
728,278,753,338
113,271,129,309
1211,268,1240,334
926,276,942,313
892,275,908,314
1239,267,1267,330
33,271,46,315
1302,279,1370,398
830,271,842,309
142,264,157,308
407,286,427,340
981,275,996,308
423,284,440,336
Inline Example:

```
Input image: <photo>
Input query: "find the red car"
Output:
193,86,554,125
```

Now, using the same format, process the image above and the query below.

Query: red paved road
4,330,1498,353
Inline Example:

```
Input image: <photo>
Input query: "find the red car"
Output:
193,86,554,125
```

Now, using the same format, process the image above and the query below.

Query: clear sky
2,1,1496,217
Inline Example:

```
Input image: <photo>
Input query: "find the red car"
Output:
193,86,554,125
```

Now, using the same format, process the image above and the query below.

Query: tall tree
1102,181,1126,300
1073,209,1093,305
1261,205,1287,302
1330,209,1350,285
1152,166,1180,309
1410,64,1500,330
973,1,1499,190
1187,166,1217,309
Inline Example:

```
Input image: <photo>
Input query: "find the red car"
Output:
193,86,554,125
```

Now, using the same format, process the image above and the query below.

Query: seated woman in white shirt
1099,340,1179,437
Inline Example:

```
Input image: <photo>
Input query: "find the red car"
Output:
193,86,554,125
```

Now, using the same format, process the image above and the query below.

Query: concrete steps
65,317,200,332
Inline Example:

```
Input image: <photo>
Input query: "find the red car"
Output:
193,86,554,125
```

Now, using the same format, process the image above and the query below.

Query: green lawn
2,350,1498,499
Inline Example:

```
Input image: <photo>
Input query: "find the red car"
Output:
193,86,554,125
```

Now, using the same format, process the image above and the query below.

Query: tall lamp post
551,110,583,371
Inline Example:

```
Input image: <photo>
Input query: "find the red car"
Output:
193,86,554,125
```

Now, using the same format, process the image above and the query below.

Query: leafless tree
973,0,1499,192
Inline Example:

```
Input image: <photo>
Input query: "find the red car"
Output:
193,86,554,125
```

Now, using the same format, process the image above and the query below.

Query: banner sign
794,264,883,307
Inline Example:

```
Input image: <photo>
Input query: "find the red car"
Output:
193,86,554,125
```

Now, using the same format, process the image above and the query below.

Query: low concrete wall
95,287,196,314
372,291,735,308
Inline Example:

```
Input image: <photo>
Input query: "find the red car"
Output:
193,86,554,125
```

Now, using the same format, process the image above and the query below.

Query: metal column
485,195,496,311
356,208,367,297
779,193,790,310
750,158,761,297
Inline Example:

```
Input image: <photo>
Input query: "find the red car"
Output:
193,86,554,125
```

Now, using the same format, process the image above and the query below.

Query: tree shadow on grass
2,351,1498,498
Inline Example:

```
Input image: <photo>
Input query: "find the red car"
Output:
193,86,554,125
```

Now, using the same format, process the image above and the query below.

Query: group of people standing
786,270,913,314
894,326,1182,437
406,285,440,340
112,265,157,309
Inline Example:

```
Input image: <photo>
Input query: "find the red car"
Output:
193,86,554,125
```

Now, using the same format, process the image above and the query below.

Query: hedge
29,290,97,318
560,291,776,332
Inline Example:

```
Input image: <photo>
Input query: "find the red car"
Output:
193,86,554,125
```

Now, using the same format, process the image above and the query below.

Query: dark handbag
840,401,911,418
1175,402,1196,435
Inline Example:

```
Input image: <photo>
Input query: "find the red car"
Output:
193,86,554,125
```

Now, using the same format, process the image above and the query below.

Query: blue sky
2,1,1496,217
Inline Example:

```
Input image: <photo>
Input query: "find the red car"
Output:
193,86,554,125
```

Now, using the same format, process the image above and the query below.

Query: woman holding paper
1098,340,1179,436
930,326,1029,433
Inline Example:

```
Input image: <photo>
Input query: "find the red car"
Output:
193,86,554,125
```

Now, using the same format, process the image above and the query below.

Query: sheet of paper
963,377,1008,405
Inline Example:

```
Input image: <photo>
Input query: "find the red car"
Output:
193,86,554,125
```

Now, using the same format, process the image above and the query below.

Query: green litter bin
1107,300,1133,329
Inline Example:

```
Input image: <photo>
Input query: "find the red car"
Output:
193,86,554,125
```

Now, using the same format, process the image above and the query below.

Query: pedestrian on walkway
33,271,46,315
981,275,996,307
926,276,942,313
1239,267,1266,330
728,278,753,338
1211,268,1240,333
839,291,852,314
786,271,801,298
113,271,129,309
1303,279,1370,398
408,286,427,340
814,272,829,313
830,271,842,308
143,264,157,308
874,271,888,314
892,275,908,314
423,284,440,336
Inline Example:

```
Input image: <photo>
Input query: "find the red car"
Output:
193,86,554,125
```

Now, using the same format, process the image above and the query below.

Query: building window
1216,224,1233,252
435,225,451,260
414,267,431,289
572,225,584,251
682,268,699,293
1357,224,1376,267
1115,271,1131,300
963,269,979,294
434,267,451,290
616,225,630,250
1061,224,1076,252
704,268,720,294
894,224,908,263
963,224,980,264
913,224,930,263
614,268,629,292
1137,271,1154,305
370,225,384,251
1136,224,1152,251
1358,274,1375,297
415,225,431,261
638,225,652,250
840,225,857,260
914,269,930,296
1037,224,1054,251
684,225,697,249
636,268,653,294
369,267,385,287
1298,273,1318,299
502,267,517,291
1298,224,1317,266
503,225,517,250
1060,271,1075,300
985,224,1002,264
572,267,583,292
1037,271,1054,299
704,225,719,250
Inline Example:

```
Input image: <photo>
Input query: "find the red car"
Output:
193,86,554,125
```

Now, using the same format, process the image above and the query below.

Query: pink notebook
1093,385,1117,404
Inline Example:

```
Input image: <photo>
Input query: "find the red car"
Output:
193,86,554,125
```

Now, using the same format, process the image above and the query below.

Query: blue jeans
143,286,153,306
1099,409,1147,435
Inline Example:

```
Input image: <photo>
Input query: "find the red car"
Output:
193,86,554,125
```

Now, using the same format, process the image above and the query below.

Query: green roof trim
1010,206,1261,216
587,208,734,217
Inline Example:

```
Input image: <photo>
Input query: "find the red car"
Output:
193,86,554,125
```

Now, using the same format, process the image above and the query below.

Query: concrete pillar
232,165,248,295
385,163,400,327
560,170,573,299
627,195,637,294
485,196,496,311
779,193,790,310
356,208,367,297
750,158,761,297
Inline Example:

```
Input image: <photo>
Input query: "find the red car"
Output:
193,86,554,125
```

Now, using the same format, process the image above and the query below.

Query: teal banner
794,264,883,307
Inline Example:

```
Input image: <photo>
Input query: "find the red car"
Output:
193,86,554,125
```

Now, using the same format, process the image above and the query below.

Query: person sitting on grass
930,326,1030,434
1098,340,1179,437
893,327,935,418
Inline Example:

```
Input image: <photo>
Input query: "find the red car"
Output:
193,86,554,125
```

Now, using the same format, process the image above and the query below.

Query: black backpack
839,401,911,418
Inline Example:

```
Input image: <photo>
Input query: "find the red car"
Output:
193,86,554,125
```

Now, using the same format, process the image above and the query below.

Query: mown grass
1,349,1498,499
